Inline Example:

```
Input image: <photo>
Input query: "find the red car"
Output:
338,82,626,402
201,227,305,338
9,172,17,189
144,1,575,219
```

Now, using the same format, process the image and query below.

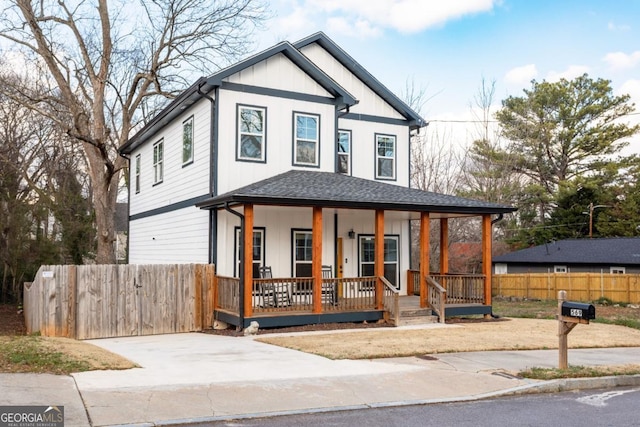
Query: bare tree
0,0,267,263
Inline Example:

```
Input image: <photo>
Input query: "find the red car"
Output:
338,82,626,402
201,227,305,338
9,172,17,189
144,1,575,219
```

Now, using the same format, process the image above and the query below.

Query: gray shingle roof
196,170,516,215
493,238,640,265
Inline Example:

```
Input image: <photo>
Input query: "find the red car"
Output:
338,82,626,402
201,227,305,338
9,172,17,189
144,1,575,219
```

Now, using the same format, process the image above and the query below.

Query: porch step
396,307,439,326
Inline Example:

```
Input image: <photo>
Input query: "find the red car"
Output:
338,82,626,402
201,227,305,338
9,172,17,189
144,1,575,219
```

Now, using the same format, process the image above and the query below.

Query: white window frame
494,263,507,275
153,139,163,185
237,105,266,162
375,133,396,180
338,130,351,175
293,112,319,167
182,116,194,166
358,235,399,290
554,265,567,273
610,266,626,274
134,154,141,194
293,230,313,277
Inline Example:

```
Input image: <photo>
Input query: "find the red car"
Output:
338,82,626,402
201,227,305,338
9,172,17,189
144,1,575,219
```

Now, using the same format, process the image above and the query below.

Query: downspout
197,83,218,264
490,213,504,318
224,202,245,329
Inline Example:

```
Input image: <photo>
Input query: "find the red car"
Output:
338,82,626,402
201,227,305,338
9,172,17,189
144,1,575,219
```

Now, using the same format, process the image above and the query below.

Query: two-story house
120,32,515,328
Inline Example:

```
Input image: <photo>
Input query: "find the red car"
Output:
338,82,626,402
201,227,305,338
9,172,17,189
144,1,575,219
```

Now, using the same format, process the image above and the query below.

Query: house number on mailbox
570,308,583,317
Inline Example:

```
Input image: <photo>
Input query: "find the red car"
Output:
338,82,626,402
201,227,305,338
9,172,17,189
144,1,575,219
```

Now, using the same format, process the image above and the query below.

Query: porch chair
321,265,338,305
258,266,291,308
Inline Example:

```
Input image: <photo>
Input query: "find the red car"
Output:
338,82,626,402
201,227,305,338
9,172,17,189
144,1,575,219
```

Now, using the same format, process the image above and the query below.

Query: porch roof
196,170,516,216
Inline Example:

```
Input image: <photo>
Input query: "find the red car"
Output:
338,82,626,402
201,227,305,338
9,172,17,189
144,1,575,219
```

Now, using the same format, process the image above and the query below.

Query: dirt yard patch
256,317,640,359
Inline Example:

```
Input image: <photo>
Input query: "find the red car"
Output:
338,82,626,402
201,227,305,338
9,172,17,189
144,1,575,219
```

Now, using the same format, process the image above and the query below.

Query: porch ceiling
196,170,516,217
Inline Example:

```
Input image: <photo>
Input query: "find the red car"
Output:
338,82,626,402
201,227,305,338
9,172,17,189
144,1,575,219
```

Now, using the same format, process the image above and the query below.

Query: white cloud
504,64,537,85
546,65,589,82
326,16,382,39
603,51,640,71
307,0,499,36
617,79,640,102
607,21,631,32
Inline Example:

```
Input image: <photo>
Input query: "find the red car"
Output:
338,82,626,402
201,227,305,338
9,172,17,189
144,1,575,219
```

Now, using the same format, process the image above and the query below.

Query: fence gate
24,264,214,340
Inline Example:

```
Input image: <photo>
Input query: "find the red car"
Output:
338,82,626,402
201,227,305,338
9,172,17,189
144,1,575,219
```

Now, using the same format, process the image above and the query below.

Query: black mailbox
561,301,595,320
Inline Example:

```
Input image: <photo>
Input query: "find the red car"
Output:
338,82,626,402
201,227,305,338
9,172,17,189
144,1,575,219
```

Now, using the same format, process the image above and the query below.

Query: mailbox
561,301,595,320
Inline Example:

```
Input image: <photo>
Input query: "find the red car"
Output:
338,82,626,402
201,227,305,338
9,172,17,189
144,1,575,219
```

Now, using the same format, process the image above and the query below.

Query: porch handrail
380,276,400,326
426,275,446,323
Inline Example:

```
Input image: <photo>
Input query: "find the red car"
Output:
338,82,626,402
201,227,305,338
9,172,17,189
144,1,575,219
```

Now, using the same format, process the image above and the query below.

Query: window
375,134,396,179
234,227,265,282
153,139,163,184
293,230,313,277
293,113,319,166
494,263,508,275
359,235,399,289
610,266,626,274
134,154,141,194
237,105,266,161
182,116,194,165
554,265,567,273
338,130,351,174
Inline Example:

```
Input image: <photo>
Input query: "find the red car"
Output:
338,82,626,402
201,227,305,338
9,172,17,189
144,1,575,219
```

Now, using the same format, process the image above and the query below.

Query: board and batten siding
128,207,209,264
129,97,211,216
299,43,406,120
225,52,332,97
337,117,410,186
216,206,409,292
215,89,337,194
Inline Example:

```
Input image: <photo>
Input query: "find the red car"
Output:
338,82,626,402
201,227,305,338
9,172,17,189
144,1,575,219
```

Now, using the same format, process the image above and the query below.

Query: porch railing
426,276,446,323
381,276,400,326
408,270,485,305
431,274,485,304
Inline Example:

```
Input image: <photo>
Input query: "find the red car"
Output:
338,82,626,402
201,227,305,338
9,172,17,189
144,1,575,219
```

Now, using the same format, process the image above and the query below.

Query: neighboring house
493,238,640,274
120,32,515,328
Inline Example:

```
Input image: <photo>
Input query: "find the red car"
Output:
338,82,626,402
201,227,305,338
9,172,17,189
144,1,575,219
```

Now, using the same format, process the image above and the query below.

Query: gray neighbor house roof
196,170,516,215
493,238,640,266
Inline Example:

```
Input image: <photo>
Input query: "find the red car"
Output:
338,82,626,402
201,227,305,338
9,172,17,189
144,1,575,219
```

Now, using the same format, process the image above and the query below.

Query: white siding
226,53,332,97
299,44,405,120
338,117,410,187
216,89,337,194
129,207,209,264
129,97,211,215
216,206,410,292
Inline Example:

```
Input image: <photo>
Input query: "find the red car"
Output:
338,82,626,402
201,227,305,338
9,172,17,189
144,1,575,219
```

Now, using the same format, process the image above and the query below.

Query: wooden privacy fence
24,264,216,339
492,273,640,303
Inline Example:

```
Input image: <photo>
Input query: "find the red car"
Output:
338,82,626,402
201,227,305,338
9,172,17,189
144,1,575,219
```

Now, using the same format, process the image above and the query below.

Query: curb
109,375,640,427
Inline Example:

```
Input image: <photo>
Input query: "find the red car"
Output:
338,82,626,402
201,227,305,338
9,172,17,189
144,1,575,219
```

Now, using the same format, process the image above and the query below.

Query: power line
426,111,640,124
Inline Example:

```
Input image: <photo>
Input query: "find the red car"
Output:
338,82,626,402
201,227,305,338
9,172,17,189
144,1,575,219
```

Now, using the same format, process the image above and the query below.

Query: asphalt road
197,386,640,427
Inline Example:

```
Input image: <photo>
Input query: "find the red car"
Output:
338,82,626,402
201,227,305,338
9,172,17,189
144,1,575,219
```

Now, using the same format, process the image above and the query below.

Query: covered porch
197,170,515,329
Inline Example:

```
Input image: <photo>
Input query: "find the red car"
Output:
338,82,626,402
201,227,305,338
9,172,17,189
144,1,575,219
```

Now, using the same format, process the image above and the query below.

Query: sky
257,0,640,153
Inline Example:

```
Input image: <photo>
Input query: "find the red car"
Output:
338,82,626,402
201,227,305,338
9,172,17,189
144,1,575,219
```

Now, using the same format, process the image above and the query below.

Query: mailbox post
557,290,595,369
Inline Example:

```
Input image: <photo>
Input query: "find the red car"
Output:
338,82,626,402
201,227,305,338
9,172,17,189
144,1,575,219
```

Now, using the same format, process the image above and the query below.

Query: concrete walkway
1,329,639,426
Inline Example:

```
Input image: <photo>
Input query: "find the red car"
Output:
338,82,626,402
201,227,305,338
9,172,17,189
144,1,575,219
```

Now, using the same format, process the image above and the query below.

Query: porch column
375,209,384,310
312,206,323,314
482,214,492,307
243,204,254,319
419,212,430,308
439,218,449,274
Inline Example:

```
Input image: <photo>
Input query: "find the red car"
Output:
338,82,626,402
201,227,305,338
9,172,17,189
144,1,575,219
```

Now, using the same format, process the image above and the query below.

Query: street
195,387,640,427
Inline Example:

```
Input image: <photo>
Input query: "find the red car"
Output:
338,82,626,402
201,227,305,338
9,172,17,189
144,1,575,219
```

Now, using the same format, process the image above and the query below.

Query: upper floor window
375,133,396,180
153,139,163,184
135,154,141,194
554,265,567,273
237,105,266,162
293,112,319,167
182,116,194,166
338,130,351,175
